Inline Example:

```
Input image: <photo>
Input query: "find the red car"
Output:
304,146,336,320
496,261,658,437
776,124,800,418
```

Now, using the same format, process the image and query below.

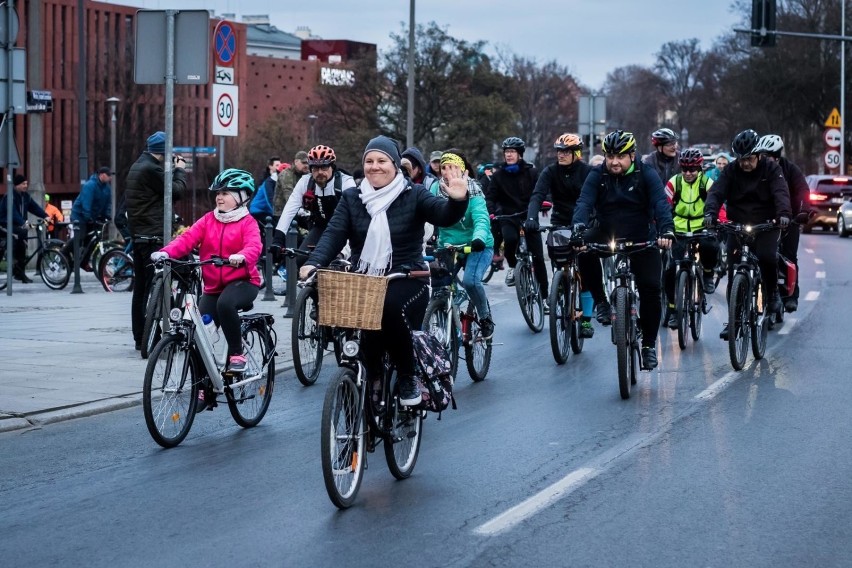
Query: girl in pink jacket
151,169,262,372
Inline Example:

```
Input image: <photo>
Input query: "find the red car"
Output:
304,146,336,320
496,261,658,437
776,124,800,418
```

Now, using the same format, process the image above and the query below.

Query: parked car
837,196,852,237
804,175,852,233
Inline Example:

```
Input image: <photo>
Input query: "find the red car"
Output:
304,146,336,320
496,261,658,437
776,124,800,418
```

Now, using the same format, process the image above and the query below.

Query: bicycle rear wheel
515,260,544,333
614,287,631,399
143,334,198,448
728,273,750,371
384,371,423,479
423,296,459,378
321,368,366,509
675,270,690,350
99,249,134,292
292,286,324,386
548,269,570,364
463,303,491,381
691,270,704,341
227,322,275,427
141,276,164,359
569,272,585,354
39,248,71,290
751,280,769,360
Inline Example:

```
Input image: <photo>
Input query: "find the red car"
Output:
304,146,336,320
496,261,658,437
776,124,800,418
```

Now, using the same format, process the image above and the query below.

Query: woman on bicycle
151,169,263,373
299,135,469,406
428,149,495,340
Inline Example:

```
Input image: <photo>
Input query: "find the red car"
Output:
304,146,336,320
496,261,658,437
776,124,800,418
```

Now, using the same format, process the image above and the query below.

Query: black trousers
725,228,780,302
664,236,720,303
131,241,160,344
502,220,549,295
199,280,259,357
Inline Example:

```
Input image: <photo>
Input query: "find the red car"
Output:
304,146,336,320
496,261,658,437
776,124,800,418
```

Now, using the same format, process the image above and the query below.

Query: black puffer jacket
528,160,592,226
125,152,187,238
705,157,791,224
306,182,468,273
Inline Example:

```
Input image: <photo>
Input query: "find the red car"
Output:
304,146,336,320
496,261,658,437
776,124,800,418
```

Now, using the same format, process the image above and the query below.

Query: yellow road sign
825,107,842,128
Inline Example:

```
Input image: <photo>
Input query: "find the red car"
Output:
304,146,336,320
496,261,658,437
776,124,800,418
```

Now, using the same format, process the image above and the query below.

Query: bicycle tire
142,334,199,448
676,270,690,350
321,368,366,509
481,260,495,283
383,371,423,479
614,287,631,399
423,296,459,378
728,273,750,371
141,275,164,359
569,273,585,354
99,249,134,292
515,260,544,333
463,303,492,381
548,269,570,364
751,280,769,360
292,286,324,386
39,248,71,290
691,269,704,342
227,322,275,427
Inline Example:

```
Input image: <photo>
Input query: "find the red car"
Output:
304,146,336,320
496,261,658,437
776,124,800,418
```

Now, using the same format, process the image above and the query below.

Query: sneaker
229,354,247,373
702,271,716,294
543,302,550,316
641,346,658,370
719,323,729,341
665,310,678,329
504,268,515,287
398,375,422,406
480,317,495,340
595,302,612,326
784,298,798,313
579,320,595,338
769,293,782,315
13,269,32,284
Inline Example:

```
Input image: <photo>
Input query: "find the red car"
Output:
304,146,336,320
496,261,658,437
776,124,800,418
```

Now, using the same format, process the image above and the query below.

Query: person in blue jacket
71,166,113,230
0,174,47,282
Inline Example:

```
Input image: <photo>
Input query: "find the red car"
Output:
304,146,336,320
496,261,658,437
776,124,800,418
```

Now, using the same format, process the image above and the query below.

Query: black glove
268,244,282,262
524,218,539,232
572,222,587,235
779,216,790,229
660,231,675,241
471,238,486,252
703,214,715,229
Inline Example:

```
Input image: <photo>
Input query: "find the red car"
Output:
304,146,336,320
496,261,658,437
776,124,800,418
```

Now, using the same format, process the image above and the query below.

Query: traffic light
751,0,777,47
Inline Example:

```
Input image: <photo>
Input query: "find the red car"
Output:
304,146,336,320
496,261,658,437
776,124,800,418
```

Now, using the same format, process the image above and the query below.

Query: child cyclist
150,168,263,372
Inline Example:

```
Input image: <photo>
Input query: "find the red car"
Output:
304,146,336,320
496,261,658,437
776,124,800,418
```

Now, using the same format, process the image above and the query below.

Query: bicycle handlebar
714,221,778,237
583,240,658,254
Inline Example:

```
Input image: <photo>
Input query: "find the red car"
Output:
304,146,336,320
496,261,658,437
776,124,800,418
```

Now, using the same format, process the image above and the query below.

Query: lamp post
307,114,318,145
107,96,120,240
680,127,689,149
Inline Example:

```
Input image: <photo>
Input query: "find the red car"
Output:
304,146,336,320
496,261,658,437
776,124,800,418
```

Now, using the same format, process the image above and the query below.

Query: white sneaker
505,268,515,286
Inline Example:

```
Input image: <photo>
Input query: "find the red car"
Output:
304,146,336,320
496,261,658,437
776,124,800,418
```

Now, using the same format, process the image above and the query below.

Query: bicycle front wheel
321,368,366,509
143,334,198,448
384,371,423,479
423,296,459,378
515,260,544,333
675,270,690,350
99,249,134,292
227,322,275,427
751,279,769,360
569,272,585,354
292,286,324,386
728,273,750,371
39,248,71,290
548,269,570,364
141,276,164,359
614,287,631,399
691,270,705,341
463,303,492,382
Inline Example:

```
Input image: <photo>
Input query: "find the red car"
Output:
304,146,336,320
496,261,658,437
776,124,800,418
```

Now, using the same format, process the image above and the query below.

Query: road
2,232,851,567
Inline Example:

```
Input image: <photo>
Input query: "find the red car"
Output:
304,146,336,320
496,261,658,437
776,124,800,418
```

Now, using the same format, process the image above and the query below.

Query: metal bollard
71,220,84,294
261,216,275,301
283,220,299,317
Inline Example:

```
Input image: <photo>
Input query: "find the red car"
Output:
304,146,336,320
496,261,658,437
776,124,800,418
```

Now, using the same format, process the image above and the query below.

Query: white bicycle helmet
754,134,784,157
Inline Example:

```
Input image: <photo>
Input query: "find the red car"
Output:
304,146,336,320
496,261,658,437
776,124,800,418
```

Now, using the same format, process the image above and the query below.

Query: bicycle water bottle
580,291,594,317
201,314,220,346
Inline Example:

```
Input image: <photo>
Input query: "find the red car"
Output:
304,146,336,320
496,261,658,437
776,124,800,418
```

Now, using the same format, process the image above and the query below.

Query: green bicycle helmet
209,168,255,207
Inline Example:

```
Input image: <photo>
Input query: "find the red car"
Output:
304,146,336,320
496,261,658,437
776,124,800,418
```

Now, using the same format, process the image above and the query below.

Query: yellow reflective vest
666,173,713,233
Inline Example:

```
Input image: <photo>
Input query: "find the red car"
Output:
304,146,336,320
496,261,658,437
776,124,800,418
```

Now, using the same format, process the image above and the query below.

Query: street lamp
107,96,120,239
680,127,689,149
307,114,318,145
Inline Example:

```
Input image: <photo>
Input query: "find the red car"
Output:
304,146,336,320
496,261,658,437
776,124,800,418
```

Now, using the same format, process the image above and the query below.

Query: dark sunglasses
681,166,701,173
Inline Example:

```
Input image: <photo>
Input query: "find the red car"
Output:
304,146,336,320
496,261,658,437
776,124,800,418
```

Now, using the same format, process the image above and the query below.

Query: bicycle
139,238,190,359
671,230,714,350
422,245,492,382
715,222,777,371
585,239,658,400
318,268,432,509
544,226,586,364
142,256,277,448
0,218,71,290
98,239,134,292
60,220,123,283
493,212,544,333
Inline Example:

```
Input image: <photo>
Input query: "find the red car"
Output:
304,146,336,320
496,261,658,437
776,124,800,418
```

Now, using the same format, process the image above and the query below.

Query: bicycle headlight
342,340,359,358
745,225,753,233
169,308,182,322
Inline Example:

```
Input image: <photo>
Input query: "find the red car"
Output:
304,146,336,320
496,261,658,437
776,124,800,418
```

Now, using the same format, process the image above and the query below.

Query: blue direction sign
174,146,217,157
214,21,236,66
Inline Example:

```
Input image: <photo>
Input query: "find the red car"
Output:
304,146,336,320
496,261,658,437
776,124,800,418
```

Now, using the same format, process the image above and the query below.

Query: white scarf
357,171,407,275
214,206,249,223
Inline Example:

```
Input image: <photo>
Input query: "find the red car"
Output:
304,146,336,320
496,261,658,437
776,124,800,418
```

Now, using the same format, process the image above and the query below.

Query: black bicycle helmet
731,129,760,159
651,128,679,147
678,148,704,168
601,130,637,155
501,136,526,155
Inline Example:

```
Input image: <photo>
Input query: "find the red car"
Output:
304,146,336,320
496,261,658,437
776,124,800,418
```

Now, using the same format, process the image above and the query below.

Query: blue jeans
461,247,493,320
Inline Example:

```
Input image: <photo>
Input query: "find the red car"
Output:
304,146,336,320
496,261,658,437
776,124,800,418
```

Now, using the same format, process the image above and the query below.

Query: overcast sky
100,0,744,90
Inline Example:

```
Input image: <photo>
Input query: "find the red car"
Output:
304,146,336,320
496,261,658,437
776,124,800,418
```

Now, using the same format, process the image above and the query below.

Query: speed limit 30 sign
212,83,239,136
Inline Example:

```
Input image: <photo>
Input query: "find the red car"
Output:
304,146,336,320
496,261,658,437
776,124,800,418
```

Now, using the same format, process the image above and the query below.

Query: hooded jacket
71,173,112,224
402,147,438,189
704,157,791,224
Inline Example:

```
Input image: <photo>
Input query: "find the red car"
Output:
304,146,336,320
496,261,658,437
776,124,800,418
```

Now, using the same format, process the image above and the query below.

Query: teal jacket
429,178,494,248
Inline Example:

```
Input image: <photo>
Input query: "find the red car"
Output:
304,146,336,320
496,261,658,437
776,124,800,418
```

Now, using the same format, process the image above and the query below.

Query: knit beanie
147,131,166,154
363,135,401,169
13,174,26,186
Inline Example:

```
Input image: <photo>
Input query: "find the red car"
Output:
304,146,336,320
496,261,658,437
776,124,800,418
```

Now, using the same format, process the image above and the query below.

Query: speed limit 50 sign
824,149,841,170
212,83,239,137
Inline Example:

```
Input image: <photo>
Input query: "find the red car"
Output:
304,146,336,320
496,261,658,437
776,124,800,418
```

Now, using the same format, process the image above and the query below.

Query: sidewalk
0,271,294,433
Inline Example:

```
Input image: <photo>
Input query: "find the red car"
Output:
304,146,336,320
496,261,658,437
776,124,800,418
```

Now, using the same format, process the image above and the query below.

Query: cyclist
429,149,496,340
753,133,809,313
70,167,113,270
662,148,720,328
0,174,48,283
572,130,675,370
485,136,542,291
707,153,731,182
704,129,791,340
478,162,504,271
272,144,356,257
526,133,601,337
298,135,469,407
643,128,681,184
150,168,262,377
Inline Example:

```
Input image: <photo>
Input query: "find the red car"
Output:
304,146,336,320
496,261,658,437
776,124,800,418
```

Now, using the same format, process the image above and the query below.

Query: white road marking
805,248,814,254
816,271,826,279
814,258,824,265
804,291,819,301
778,318,797,335
694,368,741,401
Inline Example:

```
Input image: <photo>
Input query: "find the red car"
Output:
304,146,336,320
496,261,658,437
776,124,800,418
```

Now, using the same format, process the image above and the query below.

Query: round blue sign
214,22,236,65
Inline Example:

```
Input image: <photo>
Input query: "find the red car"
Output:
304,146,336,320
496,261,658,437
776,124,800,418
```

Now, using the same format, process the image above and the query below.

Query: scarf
357,171,407,275
214,206,249,223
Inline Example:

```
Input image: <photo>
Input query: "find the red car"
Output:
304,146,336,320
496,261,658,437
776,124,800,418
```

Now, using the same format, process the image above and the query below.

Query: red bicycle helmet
307,145,336,167
678,148,704,168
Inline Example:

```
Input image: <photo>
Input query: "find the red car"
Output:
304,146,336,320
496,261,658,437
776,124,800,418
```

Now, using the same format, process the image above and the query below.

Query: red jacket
162,212,262,294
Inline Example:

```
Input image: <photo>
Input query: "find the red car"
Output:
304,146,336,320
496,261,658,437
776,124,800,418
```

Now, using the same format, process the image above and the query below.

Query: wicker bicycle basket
317,269,389,330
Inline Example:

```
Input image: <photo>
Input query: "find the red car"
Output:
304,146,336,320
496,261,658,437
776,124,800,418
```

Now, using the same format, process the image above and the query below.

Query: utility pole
406,0,415,148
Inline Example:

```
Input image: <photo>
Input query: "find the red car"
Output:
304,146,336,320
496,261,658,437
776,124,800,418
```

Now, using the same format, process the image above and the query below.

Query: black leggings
502,220,549,295
199,280,259,356
362,278,429,379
